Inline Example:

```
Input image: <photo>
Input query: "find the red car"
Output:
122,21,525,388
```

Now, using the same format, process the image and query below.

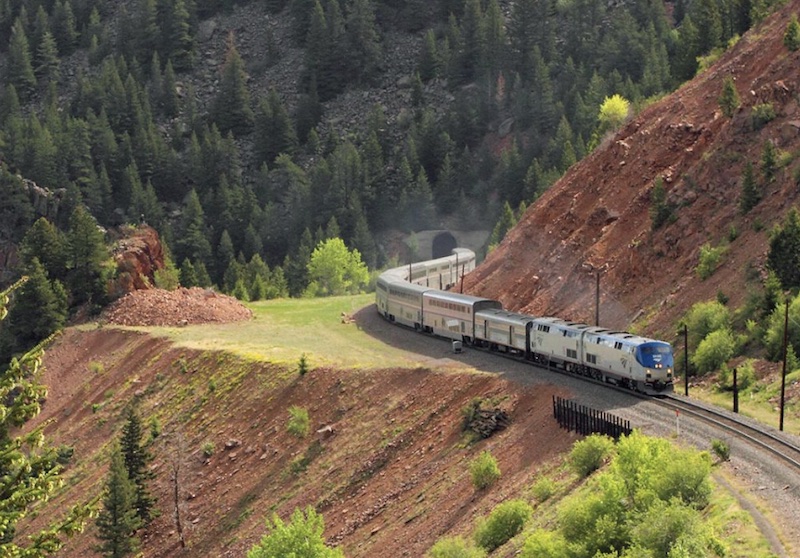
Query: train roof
381,278,431,295
475,308,537,326
423,289,500,306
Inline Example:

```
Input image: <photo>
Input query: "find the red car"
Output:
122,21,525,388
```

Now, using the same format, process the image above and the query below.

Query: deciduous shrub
287,406,310,438
470,450,500,490
717,361,756,391
247,507,343,558
711,439,731,461
474,499,532,552
751,102,776,130
696,243,727,280
691,329,736,375
569,434,614,477
427,536,486,558
531,477,556,502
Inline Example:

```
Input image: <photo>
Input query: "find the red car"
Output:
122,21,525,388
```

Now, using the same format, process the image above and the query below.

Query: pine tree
284,227,314,296
179,258,198,287
785,13,800,52
739,161,759,214
120,406,156,524
165,0,195,71
212,31,253,134
176,189,212,267
0,279,94,556
489,201,516,248
51,0,79,55
134,0,159,64
6,259,68,351
96,444,142,558
346,0,381,84
718,76,740,118
418,29,439,82
66,205,109,308
768,208,800,290
693,0,722,54
19,217,68,282
761,140,778,183
7,18,37,98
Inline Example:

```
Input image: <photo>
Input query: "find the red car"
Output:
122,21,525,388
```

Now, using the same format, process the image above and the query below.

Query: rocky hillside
465,0,800,339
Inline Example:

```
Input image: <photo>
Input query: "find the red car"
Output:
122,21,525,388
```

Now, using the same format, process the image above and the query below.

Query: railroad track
654,394,800,473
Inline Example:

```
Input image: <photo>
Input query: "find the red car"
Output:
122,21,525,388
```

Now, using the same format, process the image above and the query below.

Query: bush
696,243,727,280
711,439,731,461
427,536,486,558
474,499,532,552
202,441,215,457
520,530,569,558
531,477,556,502
248,507,343,558
692,329,736,375
751,102,776,130
683,299,732,349
470,450,501,490
569,434,614,477
287,406,310,438
785,14,800,51
717,361,756,391
298,353,309,376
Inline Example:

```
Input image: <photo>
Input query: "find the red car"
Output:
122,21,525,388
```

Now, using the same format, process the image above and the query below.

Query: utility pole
780,298,789,431
595,271,600,326
683,324,689,397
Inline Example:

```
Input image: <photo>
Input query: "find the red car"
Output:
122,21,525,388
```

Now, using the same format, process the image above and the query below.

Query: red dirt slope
465,2,800,338
27,326,575,557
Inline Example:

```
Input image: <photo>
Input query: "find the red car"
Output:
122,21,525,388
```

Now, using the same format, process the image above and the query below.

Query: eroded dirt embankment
30,326,576,557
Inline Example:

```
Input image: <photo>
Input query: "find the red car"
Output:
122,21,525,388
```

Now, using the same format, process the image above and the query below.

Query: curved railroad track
653,393,800,473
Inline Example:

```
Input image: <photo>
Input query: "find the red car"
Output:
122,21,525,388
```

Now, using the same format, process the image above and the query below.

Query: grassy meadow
122,294,439,370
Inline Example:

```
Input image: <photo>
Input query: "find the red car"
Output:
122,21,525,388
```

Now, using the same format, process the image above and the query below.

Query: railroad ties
552,396,631,440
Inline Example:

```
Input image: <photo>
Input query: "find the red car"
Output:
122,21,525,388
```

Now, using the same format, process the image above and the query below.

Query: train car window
566,349,578,359
614,342,623,350
586,354,597,364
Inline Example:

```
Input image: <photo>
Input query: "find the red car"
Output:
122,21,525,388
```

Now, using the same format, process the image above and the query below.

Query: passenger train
375,248,674,395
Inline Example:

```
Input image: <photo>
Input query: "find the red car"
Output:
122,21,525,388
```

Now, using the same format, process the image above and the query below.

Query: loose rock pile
101,287,252,326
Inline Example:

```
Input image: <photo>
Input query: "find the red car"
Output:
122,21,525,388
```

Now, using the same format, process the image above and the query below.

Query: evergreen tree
295,76,322,144
739,161,759,214
767,208,800,290
785,13,800,51
179,258,198,287
119,405,156,524
289,0,316,42
418,29,439,82
761,139,778,183
161,59,179,117
6,259,68,351
718,76,740,118
673,16,700,81
481,0,506,80
34,31,60,83
211,31,253,135
51,0,79,55
216,229,236,284
254,89,297,166
95,444,142,558
7,18,37,98
346,0,381,84
284,227,314,296
0,279,94,556
693,0,722,54
134,0,159,65
176,189,212,268
66,205,109,308
489,201,516,249
165,0,195,71
19,217,68,282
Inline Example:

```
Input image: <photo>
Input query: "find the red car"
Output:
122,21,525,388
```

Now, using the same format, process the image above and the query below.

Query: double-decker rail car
422,290,501,342
474,309,535,357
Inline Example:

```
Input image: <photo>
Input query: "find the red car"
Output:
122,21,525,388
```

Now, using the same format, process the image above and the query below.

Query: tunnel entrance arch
432,231,457,258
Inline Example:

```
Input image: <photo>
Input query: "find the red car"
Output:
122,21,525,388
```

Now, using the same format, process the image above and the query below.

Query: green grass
110,294,445,369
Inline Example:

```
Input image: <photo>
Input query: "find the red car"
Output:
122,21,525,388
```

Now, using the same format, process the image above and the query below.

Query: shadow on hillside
352,303,642,413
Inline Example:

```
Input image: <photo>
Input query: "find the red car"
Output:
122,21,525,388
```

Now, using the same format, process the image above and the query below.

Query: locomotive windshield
635,342,674,367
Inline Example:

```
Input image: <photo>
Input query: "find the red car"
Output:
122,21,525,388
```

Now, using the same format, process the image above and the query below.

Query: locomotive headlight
654,363,662,369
